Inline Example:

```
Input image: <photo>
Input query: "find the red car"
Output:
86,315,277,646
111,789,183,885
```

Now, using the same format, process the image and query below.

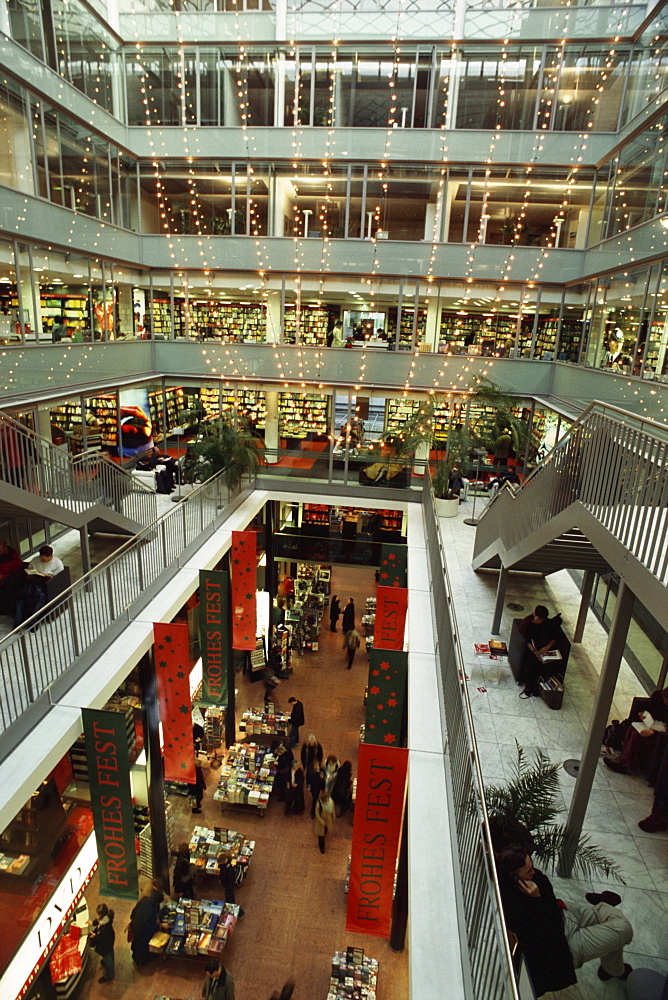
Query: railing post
137,545,145,592
160,519,168,568
182,502,188,546
68,600,81,658
19,634,35,703
106,566,116,619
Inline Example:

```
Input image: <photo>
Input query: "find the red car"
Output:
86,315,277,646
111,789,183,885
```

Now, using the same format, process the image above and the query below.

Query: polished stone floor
439,493,668,999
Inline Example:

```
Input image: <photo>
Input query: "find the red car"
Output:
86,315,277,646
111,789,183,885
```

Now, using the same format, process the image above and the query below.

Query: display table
239,706,290,739
213,743,277,815
151,897,239,960
189,824,255,879
327,950,378,999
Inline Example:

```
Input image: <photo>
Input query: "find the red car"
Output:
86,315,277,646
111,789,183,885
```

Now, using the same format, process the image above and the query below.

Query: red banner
346,743,408,938
374,586,408,650
231,530,257,650
154,622,196,783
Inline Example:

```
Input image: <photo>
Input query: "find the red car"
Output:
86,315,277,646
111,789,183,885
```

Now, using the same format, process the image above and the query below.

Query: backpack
602,718,630,752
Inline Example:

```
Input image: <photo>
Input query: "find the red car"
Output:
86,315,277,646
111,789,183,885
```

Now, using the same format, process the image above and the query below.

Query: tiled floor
78,563,409,1000
439,493,668,998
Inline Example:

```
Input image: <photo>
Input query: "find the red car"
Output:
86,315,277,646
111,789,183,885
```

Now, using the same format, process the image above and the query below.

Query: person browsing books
518,605,562,698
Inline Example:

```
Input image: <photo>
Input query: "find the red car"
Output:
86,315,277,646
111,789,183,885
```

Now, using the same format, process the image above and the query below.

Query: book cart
213,743,277,817
239,705,291,740
149,898,240,961
188,824,255,881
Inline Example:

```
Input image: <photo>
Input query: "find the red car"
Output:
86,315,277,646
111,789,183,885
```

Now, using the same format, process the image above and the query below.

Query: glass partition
52,0,120,113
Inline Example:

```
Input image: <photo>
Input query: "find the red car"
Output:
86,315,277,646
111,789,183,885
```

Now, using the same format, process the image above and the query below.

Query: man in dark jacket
287,696,304,748
341,598,355,633
497,847,633,995
203,960,235,1000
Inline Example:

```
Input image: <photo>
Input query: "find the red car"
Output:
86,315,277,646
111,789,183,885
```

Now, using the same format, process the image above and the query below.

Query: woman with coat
308,764,326,819
323,754,340,794
314,789,335,853
90,903,115,983
129,878,164,966
329,595,341,632
284,760,305,815
331,760,353,817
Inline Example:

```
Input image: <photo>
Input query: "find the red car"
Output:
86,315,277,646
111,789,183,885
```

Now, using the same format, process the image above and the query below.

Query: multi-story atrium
1,0,668,998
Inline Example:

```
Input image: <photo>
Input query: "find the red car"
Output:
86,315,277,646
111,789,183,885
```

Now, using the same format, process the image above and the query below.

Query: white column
265,390,279,464
265,290,281,343
423,296,440,351
20,275,40,339
413,438,431,476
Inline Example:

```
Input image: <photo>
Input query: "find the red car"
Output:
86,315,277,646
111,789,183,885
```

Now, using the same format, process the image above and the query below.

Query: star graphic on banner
164,635,172,643
382,718,388,724
177,669,185,678
246,593,253,600
180,762,187,770
157,643,164,650
385,675,391,680
168,677,174,683
179,705,190,714
380,661,390,669
369,723,376,729
369,686,380,695
233,558,240,565
380,572,388,579
158,660,167,669
384,733,397,743
388,698,397,707
371,669,379,676
376,703,384,710
389,553,396,560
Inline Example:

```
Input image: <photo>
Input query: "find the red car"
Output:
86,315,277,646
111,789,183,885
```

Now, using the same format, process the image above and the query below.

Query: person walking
329,595,341,632
300,733,323,777
341,597,355,633
203,960,235,1000
129,878,164,966
218,857,245,918
287,696,304,748
192,759,207,814
323,754,340,793
331,760,353,817
343,628,361,669
90,903,115,983
314,789,335,853
284,759,305,815
308,763,326,819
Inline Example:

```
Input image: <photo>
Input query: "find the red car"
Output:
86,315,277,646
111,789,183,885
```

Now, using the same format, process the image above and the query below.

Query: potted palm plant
432,461,461,517
485,742,623,882
185,415,264,490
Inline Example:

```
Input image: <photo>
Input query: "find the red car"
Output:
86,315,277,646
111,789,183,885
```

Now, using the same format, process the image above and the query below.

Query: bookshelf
303,503,330,525
51,395,119,447
385,398,451,441
190,301,266,342
388,306,427,348
284,305,332,345
280,392,329,437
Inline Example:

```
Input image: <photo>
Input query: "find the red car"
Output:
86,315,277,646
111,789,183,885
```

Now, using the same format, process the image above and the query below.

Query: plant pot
435,496,460,518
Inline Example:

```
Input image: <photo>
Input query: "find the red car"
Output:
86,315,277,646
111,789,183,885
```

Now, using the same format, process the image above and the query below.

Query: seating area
507,615,572,688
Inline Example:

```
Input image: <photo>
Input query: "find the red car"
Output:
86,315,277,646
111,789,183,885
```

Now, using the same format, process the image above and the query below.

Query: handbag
126,922,135,944
539,674,564,710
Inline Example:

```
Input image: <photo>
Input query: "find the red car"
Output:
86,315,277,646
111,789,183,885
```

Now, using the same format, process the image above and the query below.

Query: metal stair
471,402,668,630
0,413,157,535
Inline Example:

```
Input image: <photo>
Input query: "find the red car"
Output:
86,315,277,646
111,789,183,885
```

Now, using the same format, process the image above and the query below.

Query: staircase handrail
0,411,157,526
473,399,668,590
0,465,250,747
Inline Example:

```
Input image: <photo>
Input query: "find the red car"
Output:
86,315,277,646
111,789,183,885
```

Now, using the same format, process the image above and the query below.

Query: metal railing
422,471,520,1000
0,413,157,527
0,468,250,742
473,401,668,587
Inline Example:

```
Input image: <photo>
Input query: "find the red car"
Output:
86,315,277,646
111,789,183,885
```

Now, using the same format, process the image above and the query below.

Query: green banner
378,543,407,588
199,569,229,706
364,648,408,747
82,708,139,900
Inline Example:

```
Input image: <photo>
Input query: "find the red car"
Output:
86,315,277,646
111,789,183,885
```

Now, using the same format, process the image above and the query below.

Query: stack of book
188,825,255,878
239,707,291,737
327,950,378,1000
155,898,240,958
213,743,277,811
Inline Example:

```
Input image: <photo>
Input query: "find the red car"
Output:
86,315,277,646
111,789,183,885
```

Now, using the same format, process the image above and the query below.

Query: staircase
0,413,157,535
472,402,668,630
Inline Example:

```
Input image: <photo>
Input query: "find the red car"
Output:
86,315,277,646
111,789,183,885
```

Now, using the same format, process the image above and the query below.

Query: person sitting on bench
518,605,562,698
